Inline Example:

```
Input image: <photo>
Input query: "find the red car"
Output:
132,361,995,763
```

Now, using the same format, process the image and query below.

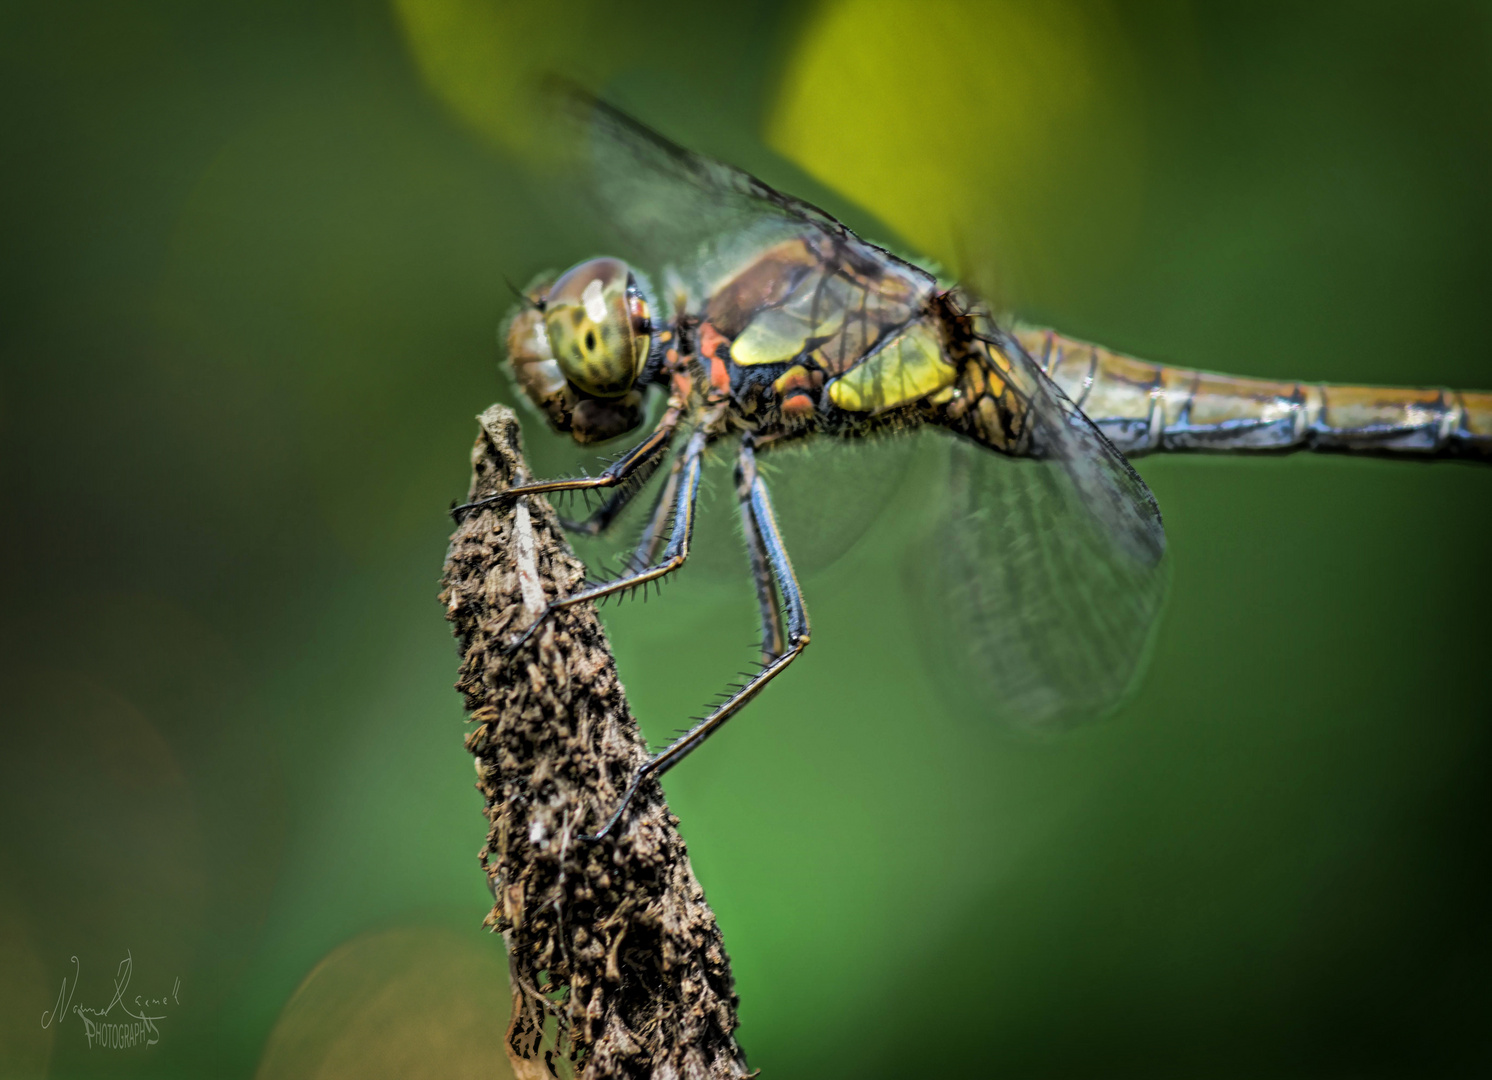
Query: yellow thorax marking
827,320,956,412
772,364,815,395
731,304,846,367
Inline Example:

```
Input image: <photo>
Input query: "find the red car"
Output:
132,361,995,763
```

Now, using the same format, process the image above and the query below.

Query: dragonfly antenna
504,275,544,311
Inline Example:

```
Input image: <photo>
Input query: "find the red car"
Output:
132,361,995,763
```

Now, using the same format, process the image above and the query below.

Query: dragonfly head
505,257,652,444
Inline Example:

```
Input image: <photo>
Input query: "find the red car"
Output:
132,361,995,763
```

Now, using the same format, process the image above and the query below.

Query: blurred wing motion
919,319,1169,728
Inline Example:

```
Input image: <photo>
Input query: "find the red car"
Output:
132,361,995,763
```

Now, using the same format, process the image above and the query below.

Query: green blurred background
3,1,1490,1077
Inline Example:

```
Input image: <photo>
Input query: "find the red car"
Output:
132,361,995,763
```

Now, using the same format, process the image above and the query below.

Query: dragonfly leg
451,401,682,522
558,472,651,537
561,440,681,546
584,436,810,841
618,452,684,572
503,427,708,655
739,456,786,662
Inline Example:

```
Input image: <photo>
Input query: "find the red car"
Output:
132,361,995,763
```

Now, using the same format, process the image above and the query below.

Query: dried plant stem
440,405,749,1080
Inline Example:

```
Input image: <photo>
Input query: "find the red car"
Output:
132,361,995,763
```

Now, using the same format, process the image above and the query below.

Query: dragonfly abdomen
1019,329,1492,460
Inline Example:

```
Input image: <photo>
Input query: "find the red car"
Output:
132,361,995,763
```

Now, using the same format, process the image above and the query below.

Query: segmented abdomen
1019,328,1492,460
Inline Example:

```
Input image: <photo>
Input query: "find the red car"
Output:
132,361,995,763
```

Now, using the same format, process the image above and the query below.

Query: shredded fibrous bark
439,405,749,1080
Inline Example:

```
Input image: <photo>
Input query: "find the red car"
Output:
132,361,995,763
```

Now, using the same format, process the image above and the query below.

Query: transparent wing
550,85,937,304
909,322,1169,728
567,432,920,585
744,432,920,576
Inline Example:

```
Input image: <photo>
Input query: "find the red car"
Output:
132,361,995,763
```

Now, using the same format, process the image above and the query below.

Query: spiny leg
559,466,654,538
585,436,810,841
573,450,684,595
503,427,708,655
740,461,786,663
622,451,684,574
563,439,682,574
451,400,683,521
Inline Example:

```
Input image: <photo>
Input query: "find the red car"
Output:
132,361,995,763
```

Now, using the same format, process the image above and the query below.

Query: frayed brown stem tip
439,405,749,1080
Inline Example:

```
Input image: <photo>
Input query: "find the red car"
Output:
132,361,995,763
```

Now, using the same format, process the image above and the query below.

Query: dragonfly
457,94,1492,840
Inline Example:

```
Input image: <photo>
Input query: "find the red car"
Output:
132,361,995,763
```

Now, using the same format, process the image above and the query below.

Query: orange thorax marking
698,322,733,395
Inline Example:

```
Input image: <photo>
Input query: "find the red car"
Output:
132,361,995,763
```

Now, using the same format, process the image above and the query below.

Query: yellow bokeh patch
767,0,1147,305
390,0,644,161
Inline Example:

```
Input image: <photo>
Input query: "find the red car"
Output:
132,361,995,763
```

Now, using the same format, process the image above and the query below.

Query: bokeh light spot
767,0,1146,304
256,925,514,1080
392,0,635,160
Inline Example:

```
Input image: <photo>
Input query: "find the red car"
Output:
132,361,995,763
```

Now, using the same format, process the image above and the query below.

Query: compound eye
543,257,649,398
